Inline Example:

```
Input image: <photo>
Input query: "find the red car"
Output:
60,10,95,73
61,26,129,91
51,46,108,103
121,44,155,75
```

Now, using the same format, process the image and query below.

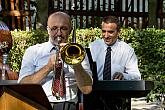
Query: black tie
103,47,111,80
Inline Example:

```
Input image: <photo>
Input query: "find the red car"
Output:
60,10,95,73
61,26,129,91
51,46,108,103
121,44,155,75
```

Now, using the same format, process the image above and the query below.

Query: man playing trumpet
18,11,93,110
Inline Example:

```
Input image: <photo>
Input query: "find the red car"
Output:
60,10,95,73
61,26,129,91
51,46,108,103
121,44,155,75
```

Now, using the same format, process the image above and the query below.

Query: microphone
3,53,8,64
1,53,8,80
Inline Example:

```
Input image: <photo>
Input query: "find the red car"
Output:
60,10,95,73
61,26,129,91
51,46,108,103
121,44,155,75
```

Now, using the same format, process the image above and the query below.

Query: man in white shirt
89,16,141,109
18,11,93,110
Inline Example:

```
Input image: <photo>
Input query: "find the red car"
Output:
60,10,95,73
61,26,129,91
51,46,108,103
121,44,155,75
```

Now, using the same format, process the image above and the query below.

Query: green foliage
9,30,48,72
120,28,165,102
120,28,165,79
75,27,102,47
9,28,165,102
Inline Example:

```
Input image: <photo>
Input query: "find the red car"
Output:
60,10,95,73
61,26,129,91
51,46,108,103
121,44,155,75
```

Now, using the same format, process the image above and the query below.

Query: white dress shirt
89,39,141,80
18,41,92,103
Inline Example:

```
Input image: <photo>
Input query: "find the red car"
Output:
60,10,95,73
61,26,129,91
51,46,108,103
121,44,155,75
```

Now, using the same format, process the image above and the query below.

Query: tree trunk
148,0,157,28
36,0,48,30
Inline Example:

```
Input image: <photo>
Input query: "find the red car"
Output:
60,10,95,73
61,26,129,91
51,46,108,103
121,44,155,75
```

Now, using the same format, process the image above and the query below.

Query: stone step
131,97,163,110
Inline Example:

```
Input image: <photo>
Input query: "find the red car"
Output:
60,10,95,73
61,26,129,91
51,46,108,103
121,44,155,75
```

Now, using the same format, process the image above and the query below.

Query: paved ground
131,97,164,110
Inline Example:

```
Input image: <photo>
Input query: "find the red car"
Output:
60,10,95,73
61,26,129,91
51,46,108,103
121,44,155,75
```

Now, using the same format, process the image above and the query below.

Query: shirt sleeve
81,54,93,77
17,46,36,83
123,49,141,80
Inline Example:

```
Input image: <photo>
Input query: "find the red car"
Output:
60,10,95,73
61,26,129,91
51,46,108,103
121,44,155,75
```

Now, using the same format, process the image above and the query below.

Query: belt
50,102,76,110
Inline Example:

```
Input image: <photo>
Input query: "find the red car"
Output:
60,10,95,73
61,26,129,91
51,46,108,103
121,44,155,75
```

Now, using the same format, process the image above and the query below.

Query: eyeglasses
47,26,69,34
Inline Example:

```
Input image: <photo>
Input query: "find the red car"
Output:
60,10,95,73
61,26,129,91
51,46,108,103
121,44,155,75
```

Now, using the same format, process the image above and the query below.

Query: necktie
52,59,66,99
103,47,111,80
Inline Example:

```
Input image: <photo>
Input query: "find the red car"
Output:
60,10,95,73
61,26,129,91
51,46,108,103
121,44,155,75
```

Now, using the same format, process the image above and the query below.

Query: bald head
47,11,72,45
47,12,72,27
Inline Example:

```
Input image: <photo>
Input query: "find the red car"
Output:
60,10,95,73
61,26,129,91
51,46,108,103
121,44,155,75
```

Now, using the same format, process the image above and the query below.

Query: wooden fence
0,0,165,30
0,0,34,30
49,0,165,29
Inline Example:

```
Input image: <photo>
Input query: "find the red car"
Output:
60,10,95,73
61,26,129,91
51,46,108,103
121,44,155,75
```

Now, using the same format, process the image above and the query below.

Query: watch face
0,21,12,54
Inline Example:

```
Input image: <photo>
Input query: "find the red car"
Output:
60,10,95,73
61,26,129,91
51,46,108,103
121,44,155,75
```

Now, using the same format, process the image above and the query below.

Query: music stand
83,80,154,110
84,48,154,110
0,80,52,110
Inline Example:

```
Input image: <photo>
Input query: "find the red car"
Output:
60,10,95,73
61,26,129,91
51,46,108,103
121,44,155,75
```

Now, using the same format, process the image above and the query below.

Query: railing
0,0,35,31
0,0,165,30
49,0,165,29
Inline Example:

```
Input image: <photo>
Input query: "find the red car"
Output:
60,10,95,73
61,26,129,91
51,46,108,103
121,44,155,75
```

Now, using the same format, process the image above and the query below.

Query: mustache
52,35,64,41
51,36,66,45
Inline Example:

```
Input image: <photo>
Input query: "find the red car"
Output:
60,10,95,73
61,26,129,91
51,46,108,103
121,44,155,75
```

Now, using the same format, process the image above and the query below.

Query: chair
0,21,18,80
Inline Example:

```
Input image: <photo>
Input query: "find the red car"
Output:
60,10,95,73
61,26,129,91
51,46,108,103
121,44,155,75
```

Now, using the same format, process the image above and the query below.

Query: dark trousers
52,102,76,110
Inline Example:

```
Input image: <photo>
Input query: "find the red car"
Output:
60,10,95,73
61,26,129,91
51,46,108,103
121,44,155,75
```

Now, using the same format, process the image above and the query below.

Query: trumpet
51,18,86,99
60,18,86,65
61,43,86,65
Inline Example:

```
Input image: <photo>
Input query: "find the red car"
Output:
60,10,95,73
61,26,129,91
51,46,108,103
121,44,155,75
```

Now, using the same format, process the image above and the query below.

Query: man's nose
56,28,62,35
105,31,109,37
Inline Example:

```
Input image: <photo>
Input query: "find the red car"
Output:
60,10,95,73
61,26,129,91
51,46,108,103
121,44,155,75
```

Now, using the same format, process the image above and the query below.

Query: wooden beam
2,10,34,17
67,10,148,17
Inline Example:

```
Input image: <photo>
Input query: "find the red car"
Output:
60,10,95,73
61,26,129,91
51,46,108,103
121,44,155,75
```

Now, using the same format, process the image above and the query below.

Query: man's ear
47,26,51,35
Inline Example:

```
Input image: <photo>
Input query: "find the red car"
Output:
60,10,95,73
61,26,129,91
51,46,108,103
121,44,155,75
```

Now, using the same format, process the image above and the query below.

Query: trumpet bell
61,43,86,65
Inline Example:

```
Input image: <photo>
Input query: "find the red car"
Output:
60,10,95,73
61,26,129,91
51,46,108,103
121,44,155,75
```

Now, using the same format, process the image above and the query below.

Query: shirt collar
45,41,57,53
102,39,119,52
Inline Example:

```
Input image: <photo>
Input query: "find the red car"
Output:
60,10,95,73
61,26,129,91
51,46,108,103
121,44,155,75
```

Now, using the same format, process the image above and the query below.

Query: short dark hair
102,16,120,31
